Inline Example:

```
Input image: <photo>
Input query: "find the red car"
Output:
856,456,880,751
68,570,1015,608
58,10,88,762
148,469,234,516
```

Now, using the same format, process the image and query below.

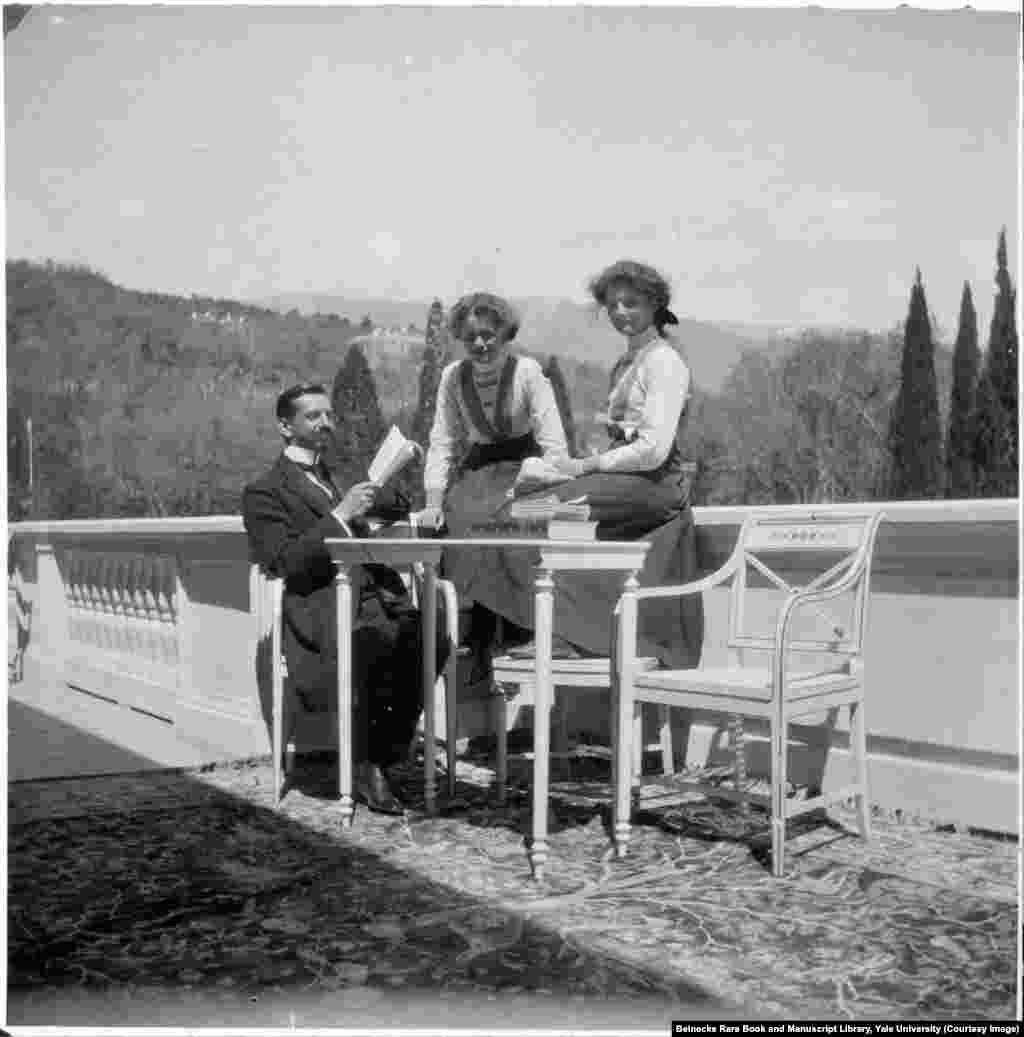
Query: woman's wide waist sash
460,433,541,473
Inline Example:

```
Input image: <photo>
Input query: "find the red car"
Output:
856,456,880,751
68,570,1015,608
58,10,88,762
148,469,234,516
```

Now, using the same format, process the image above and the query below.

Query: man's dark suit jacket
242,454,415,707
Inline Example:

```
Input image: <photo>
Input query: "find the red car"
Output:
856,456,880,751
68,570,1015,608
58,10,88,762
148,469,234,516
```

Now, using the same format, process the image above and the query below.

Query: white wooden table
324,537,446,825
324,536,650,881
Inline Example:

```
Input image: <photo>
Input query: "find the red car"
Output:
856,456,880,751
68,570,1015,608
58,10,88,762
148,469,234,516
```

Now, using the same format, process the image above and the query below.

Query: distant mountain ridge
256,292,793,392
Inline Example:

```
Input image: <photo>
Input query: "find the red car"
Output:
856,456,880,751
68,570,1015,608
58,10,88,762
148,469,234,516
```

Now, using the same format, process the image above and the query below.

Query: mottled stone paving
7,751,1020,1026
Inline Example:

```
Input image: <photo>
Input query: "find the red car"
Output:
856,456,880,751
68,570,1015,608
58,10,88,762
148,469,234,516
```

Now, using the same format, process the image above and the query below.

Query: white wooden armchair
257,560,460,806
611,509,884,876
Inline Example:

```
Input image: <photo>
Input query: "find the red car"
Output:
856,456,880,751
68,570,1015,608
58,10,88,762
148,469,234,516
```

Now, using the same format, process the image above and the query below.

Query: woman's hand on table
415,506,446,531
336,481,380,521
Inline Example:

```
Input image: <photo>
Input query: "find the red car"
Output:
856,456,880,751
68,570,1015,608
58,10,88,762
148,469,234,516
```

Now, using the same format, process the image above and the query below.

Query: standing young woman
456,261,704,668
420,292,569,677
420,292,568,534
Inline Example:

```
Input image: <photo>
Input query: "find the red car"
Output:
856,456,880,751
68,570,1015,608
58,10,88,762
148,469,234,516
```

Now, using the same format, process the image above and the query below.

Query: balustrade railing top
8,498,1018,537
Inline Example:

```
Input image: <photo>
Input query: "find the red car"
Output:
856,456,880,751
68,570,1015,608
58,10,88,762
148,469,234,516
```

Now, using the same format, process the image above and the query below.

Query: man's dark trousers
243,455,448,768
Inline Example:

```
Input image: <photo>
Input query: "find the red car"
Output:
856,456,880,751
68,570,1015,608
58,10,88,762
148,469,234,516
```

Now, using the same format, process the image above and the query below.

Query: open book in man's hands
368,426,422,487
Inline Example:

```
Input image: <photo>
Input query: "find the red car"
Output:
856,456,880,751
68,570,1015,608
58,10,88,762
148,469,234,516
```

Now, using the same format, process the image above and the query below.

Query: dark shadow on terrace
6,677,1019,1025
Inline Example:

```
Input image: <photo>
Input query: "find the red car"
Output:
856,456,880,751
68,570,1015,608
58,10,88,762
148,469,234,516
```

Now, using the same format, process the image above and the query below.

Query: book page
368,425,421,486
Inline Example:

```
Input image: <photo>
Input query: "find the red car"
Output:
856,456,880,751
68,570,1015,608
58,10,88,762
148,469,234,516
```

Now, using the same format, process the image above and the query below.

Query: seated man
243,383,448,814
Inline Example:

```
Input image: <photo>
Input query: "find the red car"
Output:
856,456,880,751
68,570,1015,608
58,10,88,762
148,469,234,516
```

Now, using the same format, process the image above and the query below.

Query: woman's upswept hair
447,292,521,342
588,259,679,335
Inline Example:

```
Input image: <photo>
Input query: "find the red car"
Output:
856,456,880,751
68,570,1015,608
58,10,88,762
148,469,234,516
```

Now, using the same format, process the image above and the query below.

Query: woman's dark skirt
443,463,703,669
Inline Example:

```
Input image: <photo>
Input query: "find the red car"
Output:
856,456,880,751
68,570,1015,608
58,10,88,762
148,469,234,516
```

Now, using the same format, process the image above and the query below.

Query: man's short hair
276,383,329,422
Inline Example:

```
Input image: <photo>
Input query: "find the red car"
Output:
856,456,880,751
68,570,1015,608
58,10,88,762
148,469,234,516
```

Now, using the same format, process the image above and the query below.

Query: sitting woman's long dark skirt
443,454,704,668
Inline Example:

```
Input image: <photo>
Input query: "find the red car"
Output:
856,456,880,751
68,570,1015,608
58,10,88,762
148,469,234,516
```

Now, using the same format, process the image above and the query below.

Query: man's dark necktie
295,458,341,505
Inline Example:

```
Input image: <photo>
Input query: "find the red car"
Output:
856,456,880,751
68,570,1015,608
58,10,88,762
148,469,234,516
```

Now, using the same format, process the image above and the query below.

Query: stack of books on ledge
502,495,598,541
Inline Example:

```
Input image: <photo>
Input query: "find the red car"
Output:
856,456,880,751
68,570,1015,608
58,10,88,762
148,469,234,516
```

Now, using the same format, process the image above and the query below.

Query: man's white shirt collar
284,444,319,467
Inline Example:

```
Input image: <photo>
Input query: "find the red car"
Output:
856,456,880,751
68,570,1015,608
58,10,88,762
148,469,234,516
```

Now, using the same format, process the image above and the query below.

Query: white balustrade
6,501,1019,832
61,548,181,685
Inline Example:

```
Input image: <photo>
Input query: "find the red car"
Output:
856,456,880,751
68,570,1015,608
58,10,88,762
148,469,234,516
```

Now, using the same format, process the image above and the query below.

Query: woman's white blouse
424,355,568,506
598,339,691,473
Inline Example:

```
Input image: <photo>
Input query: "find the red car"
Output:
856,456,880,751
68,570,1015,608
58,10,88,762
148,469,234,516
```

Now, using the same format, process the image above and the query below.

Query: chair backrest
249,520,423,661
726,510,883,660
250,564,286,679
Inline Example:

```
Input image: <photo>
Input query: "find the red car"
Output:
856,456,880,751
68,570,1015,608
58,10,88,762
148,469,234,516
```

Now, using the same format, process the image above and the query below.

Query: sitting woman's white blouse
598,332,691,473
423,355,568,509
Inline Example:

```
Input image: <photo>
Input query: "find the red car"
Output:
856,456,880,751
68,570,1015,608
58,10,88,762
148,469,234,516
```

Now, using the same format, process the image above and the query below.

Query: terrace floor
6,679,1020,1029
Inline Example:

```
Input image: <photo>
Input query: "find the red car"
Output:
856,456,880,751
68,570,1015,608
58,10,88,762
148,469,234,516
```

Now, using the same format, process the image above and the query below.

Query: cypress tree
413,299,446,448
945,282,980,497
379,300,449,509
426,297,454,368
398,342,442,509
424,299,444,348
543,355,577,456
886,268,944,499
973,228,1018,496
411,343,441,450
989,228,1018,421
329,343,387,484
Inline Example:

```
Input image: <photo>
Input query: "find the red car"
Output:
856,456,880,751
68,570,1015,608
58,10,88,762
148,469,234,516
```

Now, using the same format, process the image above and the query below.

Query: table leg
336,565,354,829
493,684,508,805
271,578,284,804
442,583,459,799
421,562,438,816
530,566,554,881
613,571,639,858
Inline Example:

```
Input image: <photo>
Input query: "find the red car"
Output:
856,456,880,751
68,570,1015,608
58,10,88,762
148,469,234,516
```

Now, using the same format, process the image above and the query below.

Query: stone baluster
123,555,140,659
111,555,127,656
156,557,177,665
85,556,101,647
89,554,103,649
141,556,159,661
125,555,140,664
134,555,149,661
75,554,87,642
64,552,78,642
72,554,85,644
98,555,115,652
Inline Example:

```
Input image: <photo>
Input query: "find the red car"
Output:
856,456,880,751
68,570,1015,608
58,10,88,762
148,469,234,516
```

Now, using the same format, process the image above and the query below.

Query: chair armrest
407,567,459,642
632,550,741,602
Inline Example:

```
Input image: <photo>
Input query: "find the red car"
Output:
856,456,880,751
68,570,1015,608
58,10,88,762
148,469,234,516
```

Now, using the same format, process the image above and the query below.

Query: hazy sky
3,3,1020,334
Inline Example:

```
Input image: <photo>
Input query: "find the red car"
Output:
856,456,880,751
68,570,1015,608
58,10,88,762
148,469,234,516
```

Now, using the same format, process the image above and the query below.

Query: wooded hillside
10,253,1010,522
4,262,611,517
